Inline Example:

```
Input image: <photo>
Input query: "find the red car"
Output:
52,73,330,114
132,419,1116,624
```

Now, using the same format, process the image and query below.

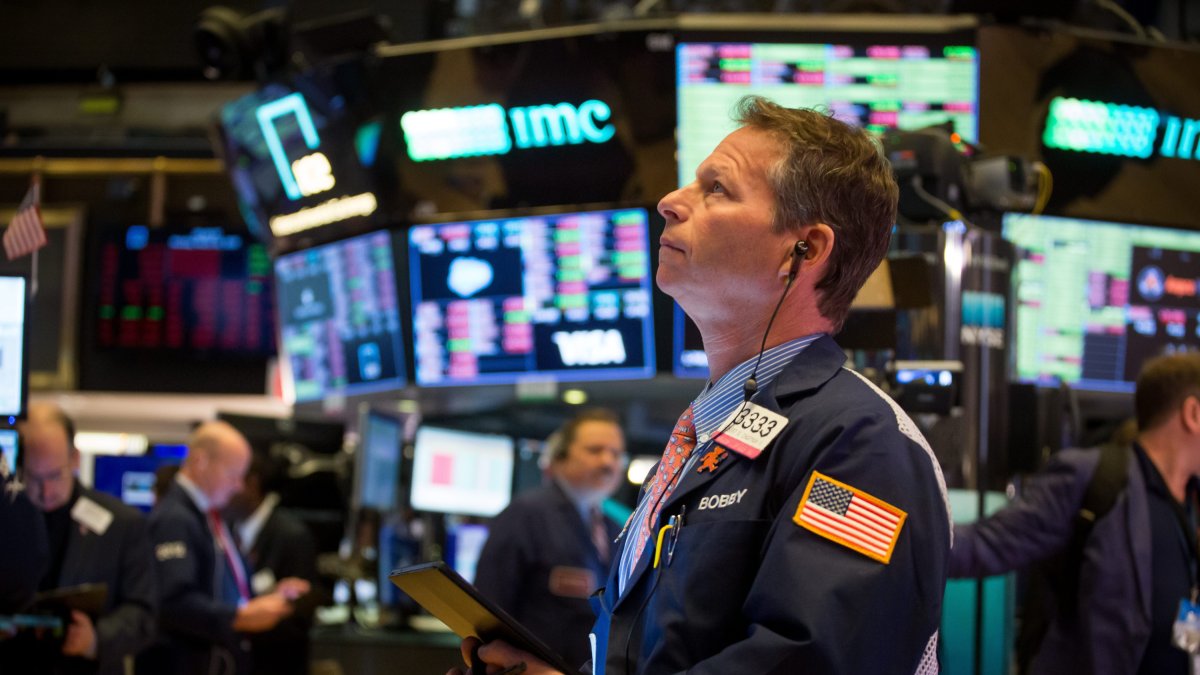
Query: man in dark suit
140,421,309,675
474,408,626,668
227,453,319,675
20,402,157,675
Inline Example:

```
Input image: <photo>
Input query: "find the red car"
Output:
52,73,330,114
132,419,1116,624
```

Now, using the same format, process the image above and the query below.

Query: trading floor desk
311,624,462,674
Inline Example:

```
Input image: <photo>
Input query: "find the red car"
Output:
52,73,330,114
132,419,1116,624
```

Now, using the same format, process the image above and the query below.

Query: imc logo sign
254,92,377,237
1043,97,1200,161
400,100,616,162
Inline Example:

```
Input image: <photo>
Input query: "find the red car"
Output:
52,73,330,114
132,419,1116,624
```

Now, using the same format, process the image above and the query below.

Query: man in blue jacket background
951,352,1200,675
453,95,952,675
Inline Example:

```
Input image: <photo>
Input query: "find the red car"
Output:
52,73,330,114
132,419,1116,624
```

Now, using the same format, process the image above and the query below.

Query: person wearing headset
474,408,627,669
451,95,951,675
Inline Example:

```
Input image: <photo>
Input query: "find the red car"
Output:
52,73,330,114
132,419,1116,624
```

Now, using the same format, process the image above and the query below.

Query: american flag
3,180,47,261
794,472,906,564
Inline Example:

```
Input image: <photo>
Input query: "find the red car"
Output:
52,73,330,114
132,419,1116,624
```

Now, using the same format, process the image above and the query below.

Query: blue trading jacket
590,335,952,675
949,447,1152,675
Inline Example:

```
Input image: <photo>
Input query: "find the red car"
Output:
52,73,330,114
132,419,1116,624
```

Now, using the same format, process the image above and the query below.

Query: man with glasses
20,402,158,674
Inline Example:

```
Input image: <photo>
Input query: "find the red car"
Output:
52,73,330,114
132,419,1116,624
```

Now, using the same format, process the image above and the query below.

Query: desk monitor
0,275,28,417
92,455,182,512
275,230,406,402
446,523,490,585
356,411,403,511
673,304,708,379
1003,213,1200,392
409,207,655,386
0,429,18,473
677,40,978,186
410,426,514,517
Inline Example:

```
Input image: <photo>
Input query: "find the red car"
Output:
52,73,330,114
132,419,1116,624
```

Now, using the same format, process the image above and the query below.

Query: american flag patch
793,471,906,564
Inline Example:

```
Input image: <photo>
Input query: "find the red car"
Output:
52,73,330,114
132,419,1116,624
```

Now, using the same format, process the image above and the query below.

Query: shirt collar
691,333,823,442
175,472,212,513
237,492,280,553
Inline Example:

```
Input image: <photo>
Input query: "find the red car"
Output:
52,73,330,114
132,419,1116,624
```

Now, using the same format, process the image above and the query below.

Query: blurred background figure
227,453,320,675
19,402,157,675
474,408,626,668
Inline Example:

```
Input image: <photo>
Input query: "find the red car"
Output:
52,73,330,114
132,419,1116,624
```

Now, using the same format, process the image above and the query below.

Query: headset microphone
744,240,808,400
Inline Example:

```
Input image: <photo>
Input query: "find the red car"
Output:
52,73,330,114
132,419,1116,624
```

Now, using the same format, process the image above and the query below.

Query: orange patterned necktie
629,404,697,571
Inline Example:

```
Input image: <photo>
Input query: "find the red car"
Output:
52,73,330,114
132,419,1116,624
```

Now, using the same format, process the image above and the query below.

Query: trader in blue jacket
452,95,952,675
950,352,1200,675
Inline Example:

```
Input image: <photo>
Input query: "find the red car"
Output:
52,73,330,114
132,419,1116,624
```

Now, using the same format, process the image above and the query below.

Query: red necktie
208,510,251,604
629,405,697,571
590,506,611,566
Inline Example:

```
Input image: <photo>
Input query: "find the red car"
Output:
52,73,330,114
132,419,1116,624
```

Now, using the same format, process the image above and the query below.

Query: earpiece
787,240,810,281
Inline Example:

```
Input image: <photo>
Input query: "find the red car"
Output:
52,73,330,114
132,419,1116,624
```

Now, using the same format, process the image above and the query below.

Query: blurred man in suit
475,408,626,667
20,402,157,675
228,454,319,675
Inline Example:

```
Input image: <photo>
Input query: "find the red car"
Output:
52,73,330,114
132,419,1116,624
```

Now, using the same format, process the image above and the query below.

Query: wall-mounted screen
0,429,18,473
409,426,514,517
356,411,403,511
91,224,274,356
408,208,655,386
1003,213,1200,392
92,454,182,512
275,230,406,402
0,276,27,417
677,40,979,185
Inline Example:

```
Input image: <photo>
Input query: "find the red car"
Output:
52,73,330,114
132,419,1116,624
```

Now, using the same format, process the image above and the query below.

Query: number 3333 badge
712,402,788,460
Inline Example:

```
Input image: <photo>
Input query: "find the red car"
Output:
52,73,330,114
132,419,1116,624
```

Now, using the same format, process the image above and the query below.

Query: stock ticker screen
93,225,273,356
408,208,655,386
275,230,406,402
676,41,979,185
1003,213,1200,392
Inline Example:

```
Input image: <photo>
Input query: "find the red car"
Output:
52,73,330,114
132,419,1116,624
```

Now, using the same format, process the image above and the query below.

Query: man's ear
778,223,835,280
1183,395,1200,435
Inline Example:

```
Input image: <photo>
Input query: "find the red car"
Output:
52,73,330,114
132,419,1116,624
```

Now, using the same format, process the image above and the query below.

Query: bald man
139,421,309,675
19,402,157,675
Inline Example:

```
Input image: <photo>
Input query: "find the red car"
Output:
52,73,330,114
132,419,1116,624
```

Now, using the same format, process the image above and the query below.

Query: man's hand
232,592,294,633
275,577,311,601
61,610,98,659
444,636,565,675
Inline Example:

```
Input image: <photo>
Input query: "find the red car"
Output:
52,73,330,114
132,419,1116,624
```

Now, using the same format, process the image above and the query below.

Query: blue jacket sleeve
949,448,1098,578
147,509,238,645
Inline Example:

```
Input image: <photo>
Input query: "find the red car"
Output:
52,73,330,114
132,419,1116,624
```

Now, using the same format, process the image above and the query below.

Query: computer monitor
92,455,182,512
409,426,515,517
408,207,656,386
676,40,979,186
0,429,18,473
445,523,490,585
0,275,29,418
275,230,407,402
1003,213,1200,392
356,411,403,511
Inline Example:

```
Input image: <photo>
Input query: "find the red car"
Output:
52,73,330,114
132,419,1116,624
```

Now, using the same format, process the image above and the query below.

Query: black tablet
32,583,107,616
389,561,582,675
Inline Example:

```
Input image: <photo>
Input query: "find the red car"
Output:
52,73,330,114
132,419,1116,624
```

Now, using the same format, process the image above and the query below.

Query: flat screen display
275,230,406,402
446,523,490,585
92,455,182,512
357,411,402,511
408,208,656,386
409,426,514,517
0,429,17,473
676,41,979,185
0,276,27,417
91,224,274,356
1003,213,1200,392
673,304,708,379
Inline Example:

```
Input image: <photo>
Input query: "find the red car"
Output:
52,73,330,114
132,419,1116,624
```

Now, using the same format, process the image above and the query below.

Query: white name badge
711,402,788,460
71,496,114,536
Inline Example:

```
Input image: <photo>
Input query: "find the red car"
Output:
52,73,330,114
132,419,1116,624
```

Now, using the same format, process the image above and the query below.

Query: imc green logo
1043,96,1200,161
401,100,616,162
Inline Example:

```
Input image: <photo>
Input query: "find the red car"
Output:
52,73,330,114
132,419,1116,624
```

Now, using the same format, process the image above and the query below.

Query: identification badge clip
712,401,788,460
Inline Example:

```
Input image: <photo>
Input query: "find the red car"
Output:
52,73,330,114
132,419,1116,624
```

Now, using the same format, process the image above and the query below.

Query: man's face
555,420,626,497
22,424,76,512
198,442,250,510
656,126,793,319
